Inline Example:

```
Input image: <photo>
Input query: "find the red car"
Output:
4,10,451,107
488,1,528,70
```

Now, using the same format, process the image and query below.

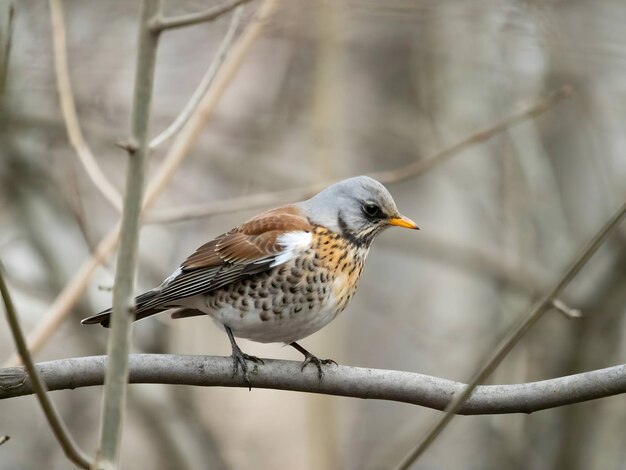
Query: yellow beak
388,215,419,230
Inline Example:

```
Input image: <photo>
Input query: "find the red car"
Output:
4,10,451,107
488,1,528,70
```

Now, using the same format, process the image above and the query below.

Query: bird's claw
300,353,337,380
231,349,264,390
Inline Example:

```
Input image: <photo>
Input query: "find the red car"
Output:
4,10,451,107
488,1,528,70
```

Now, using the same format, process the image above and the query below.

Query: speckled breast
202,226,368,325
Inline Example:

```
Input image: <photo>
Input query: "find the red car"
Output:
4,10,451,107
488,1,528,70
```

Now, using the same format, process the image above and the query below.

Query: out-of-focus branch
152,0,254,32
141,0,280,204
0,0,14,93
0,435,8,446
3,229,119,367
2,0,281,368
49,0,123,211
149,5,244,149
146,85,575,224
373,86,574,183
1,354,626,415
0,265,91,469
394,198,626,470
96,0,161,466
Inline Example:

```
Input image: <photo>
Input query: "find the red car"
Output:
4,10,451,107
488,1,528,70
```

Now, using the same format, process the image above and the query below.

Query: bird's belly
180,267,342,343
205,301,341,344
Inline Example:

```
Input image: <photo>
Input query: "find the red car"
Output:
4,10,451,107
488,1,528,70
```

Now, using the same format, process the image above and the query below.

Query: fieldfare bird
82,176,418,384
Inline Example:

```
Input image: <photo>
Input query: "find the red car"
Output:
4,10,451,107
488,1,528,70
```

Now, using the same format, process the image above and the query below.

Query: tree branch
0,354,625,415
153,0,254,32
0,0,13,94
395,197,626,469
148,5,244,150
49,0,123,211
0,266,91,469
97,0,161,467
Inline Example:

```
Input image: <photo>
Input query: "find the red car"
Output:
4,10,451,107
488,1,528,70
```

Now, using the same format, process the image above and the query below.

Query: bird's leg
289,342,337,380
225,326,264,389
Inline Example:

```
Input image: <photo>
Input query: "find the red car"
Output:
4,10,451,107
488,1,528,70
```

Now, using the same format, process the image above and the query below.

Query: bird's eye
362,203,382,218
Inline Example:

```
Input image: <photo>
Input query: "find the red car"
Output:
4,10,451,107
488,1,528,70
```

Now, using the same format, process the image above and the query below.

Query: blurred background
1,0,626,469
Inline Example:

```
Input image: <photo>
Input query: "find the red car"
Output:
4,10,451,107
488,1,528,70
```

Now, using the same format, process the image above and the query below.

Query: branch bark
97,0,161,467
1,354,625,415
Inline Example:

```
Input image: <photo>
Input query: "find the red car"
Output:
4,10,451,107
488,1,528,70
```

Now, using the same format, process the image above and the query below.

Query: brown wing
136,205,312,311
182,206,312,269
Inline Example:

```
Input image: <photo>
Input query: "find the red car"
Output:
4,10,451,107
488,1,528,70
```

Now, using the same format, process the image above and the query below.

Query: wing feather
138,206,312,312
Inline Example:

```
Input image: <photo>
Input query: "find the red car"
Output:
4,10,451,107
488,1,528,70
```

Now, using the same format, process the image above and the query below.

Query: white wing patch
271,231,313,267
162,267,182,287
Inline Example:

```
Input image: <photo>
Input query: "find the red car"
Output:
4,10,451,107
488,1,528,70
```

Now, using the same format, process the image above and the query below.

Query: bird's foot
230,346,264,390
226,326,264,390
289,341,337,380
300,353,337,380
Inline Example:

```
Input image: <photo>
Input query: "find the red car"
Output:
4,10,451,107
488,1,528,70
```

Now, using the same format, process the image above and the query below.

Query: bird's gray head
297,176,418,246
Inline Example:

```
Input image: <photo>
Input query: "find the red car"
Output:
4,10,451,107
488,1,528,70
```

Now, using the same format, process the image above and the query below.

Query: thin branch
1,355,625,415
147,186,325,224
149,5,244,150
394,198,626,470
141,0,280,205
49,0,123,211
0,435,8,446
551,298,583,319
146,85,575,224
372,86,574,183
153,0,254,32
0,265,91,469
2,0,281,368
3,227,119,368
97,0,161,466
65,162,100,256
0,0,14,94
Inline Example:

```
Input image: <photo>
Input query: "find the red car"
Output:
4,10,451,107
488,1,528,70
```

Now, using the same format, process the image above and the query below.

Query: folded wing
81,206,313,326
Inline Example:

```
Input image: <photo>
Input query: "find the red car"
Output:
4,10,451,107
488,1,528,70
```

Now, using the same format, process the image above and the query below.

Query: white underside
178,293,342,344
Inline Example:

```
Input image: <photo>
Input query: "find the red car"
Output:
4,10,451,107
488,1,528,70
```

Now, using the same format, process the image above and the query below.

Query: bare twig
394,198,626,470
3,228,119,367
0,264,91,469
49,0,123,211
551,298,583,319
373,86,574,183
141,0,280,204
149,5,244,149
146,85,575,224
0,435,8,446
0,0,14,94
96,0,161,467
1,355,626,415
153,0,254,32
65,163,99,255
2,0,280,368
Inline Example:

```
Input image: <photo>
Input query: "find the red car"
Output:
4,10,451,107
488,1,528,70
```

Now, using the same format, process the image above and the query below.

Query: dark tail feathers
81,290,164,328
